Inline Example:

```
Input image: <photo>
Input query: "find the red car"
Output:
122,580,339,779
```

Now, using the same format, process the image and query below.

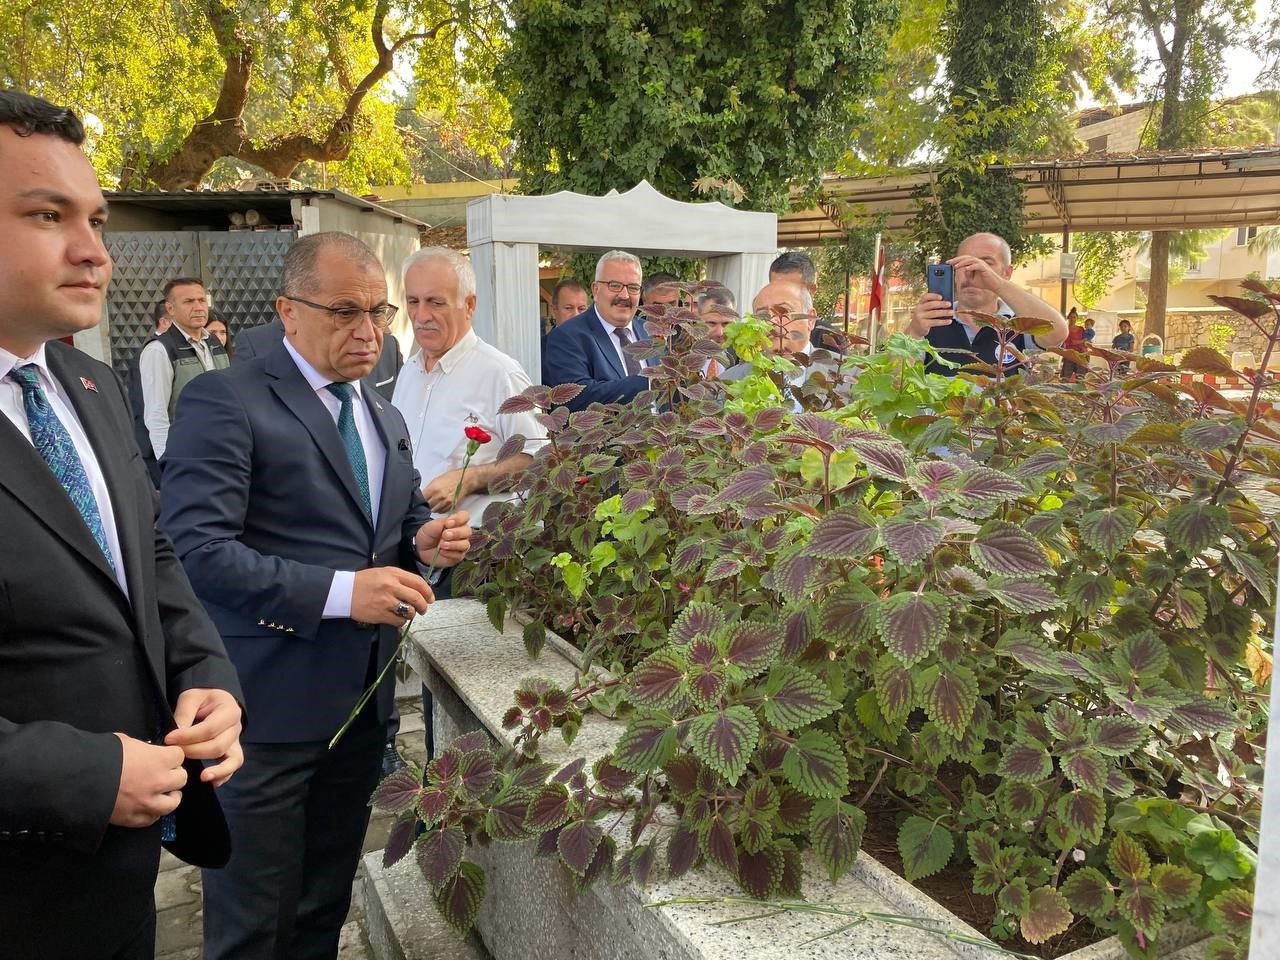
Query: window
1236,226,1259,246
1085,135,1108,153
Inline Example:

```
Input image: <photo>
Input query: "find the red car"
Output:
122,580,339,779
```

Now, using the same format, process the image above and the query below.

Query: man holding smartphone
906,232,1066,376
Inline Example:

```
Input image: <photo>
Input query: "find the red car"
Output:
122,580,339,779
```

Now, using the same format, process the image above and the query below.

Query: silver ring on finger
394,601,412,619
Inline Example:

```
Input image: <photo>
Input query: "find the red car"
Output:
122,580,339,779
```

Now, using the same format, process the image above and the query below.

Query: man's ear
275,297,297,336
465,293,477,317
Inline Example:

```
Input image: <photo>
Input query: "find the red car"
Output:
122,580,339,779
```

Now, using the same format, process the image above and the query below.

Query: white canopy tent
465,181,778,379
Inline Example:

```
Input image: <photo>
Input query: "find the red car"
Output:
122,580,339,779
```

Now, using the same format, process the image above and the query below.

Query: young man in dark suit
160,231,472,960
0,89,244,960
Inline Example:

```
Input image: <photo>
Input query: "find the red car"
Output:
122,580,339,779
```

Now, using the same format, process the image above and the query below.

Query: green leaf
897,815,954,882
1064,572,1116,616
820,581,879,645
1186,829,1255,881
1116,631,1169,678
873,653,916,725
761,664,841,728
614,714,679,773
925,664,978,738
876,591,950,666
782,729,849,799
1118,885,1164,938
880,516,946,566
809,799,866,882
720,622,783,677
417,825,466,892
1107,833,1151,880
1164,501,1230,555
1167,697,1240,735
1079,507,1139,559
1150,863,1201,909
995,629,1066,674
669,602,724,646
1207,887,1254,936
1061,866,1115,920
805,503,880,559
970,520,1052,576
486,596,507,635
688,706,760,785
996,780,1046,820
953,466,1027,508
522,620,547,659
1056,791,1106,844
432,860,486,935
998,877,1030,916
1021,886,1074,944
998,740,1053,783
1060,748,1108,794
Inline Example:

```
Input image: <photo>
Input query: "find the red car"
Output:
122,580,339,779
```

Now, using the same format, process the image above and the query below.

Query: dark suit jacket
541,307,651,412
235,316,405,401
0,341,243,957
159,342,433,743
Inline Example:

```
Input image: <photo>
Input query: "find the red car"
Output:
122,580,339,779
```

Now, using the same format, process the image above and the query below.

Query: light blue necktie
9,365,115,572
325,382,372,520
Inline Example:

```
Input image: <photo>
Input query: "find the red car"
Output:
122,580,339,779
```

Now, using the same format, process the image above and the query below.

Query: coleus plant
373,282,1277,959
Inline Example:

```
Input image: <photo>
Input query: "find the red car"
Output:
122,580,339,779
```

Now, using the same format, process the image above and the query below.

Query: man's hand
165,688,244,787
948,253,1006,300
422,468,471,513
907,293,955,337
352,567,433,626
110,734,187,828
415,511,472,569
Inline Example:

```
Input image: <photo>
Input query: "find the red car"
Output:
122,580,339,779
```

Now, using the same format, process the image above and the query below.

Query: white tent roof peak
466,180,777,257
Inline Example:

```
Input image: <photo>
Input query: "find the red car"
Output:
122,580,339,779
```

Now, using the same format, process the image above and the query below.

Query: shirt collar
0,341,52,387
283,336,364,400
419,328,479,375
177,326,209,346
596,307,630,340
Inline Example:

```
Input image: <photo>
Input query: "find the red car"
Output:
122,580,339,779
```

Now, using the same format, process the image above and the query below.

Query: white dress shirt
282,338,386,619
139,327,216,458
0,343,129,597
595,307,635,372
391,329,547,522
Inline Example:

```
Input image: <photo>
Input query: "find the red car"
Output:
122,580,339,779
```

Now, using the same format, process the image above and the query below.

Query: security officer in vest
137,277,229,478
128,299,172,486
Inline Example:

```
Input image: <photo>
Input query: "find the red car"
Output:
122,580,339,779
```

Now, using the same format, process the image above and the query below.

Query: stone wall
1120,309,1272,365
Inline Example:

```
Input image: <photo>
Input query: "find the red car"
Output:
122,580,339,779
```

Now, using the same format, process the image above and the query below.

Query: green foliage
1073,232,1140,310
500,0,898,210
372,285,1280,958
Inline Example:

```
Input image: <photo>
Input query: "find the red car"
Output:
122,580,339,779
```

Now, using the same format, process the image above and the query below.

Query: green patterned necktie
8,365,116,572
325,382,372,520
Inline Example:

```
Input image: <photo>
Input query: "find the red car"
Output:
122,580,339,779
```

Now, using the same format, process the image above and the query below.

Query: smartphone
926,263,954,304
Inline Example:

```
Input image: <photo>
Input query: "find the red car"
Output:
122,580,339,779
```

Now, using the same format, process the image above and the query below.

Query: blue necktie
9,365,116,572
325,382,372,520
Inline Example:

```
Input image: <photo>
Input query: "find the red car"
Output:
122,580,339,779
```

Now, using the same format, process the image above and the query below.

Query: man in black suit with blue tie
541,250,653,412
0,89,244,960
159,231,472,960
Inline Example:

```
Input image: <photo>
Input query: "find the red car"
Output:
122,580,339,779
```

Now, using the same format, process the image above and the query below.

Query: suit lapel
0,353,123,593
585,309,626,378
265,345,374,530
359,375,400,537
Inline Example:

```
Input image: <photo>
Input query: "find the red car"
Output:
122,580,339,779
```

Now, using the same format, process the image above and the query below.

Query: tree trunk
1146,231,1170,340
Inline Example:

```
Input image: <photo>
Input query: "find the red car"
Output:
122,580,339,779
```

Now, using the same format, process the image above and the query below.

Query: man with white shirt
137,277,229,468
393,247,546,526
542,250,654,412
0,88,244,960
159,231,472,960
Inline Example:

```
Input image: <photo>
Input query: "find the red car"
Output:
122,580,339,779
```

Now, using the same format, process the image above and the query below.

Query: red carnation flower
464,425,492,444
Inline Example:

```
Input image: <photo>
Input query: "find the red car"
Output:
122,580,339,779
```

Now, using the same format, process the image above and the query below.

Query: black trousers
201,698,386,960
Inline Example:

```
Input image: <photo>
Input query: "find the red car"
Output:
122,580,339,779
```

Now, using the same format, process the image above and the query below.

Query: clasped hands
111,687,244,829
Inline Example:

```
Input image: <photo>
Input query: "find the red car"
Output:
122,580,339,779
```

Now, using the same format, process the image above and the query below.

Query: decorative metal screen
104,229,296,379
103,232,198,379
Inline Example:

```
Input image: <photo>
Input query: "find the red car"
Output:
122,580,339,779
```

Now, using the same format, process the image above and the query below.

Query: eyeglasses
283,295,398,329
595,280,642,295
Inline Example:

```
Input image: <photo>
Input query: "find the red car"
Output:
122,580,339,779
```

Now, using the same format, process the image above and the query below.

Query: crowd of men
1,88,1071,960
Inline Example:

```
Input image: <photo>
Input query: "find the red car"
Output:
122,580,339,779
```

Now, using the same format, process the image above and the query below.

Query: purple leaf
497,394,538,414
1021,886,1073,944
820,581,879,645
1164,501,1230,555
703,815,738,874
371,769,422,814
1090,716,1147,756
525,784,571,831
953,466,1026,506
781,730,848,799
768,551,820,603
667,824,700,878
613,715,679,773
926,665,978,738
458,751,497,799
628,650,687,709
762,664,840,728
809,799,865,882
851,438,909,482
416,787,450,825
984,576,1063,613
548,383,585,406
998,741,1053,782
721,622,783,675
805,504,880,559
717,465,777,502
621,488,652,513
668,601,724,645
970,520,1052,576
880,516,945,566
781,608,812,659
876,592,951,666
687,706,760,784
1061,749,1108,794
383,816,417,868
1061,867,1115,919
1166,697,1239,734
557,819,603,876
1079,507,1139,559
873,654,916,724
706,555,745,582
432,861,486,935
738,845,785,899
417,825,466,891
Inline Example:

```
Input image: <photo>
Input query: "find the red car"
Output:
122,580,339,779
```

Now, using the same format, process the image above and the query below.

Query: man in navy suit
159,232,472,960
541,250,652,412
0,89,244,960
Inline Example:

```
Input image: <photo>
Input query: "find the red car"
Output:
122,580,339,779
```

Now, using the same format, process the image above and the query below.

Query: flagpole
868,232,883,353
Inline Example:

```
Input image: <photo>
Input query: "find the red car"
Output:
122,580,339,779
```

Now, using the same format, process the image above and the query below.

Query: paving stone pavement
155,697,429,960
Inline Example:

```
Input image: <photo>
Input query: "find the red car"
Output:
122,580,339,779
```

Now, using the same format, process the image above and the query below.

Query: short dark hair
1119,319,1132,329
769,251,816,287
552,279,587,305
697,285,736,313
0,89,85,144
641,271,680,302
153,299,169,324
280,232,380,297
164,277,205,299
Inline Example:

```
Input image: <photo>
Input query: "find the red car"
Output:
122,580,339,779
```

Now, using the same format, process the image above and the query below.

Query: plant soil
858,793,1104,959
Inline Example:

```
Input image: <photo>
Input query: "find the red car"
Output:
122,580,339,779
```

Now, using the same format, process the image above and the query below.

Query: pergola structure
779,146,1280,244
466,181,777,379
